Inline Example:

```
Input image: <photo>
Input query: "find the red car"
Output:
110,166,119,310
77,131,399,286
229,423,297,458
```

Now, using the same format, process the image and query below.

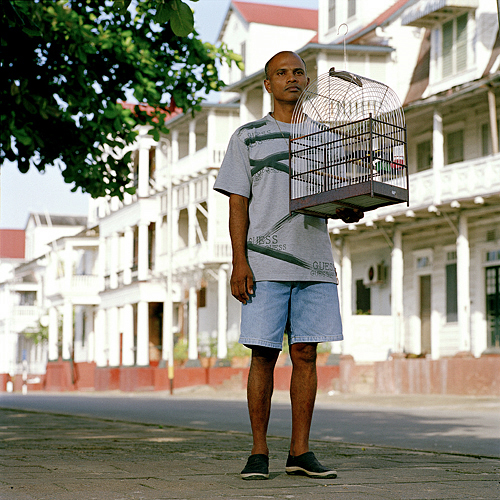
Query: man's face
264,52,309,104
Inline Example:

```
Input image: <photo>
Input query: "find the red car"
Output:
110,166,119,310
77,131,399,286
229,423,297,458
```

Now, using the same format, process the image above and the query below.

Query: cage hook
337,23,349,71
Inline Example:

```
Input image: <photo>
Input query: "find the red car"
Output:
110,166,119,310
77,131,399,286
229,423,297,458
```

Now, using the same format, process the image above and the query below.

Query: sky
0,0,318,230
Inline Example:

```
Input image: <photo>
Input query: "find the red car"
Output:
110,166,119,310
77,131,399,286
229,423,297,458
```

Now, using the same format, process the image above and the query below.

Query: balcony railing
47,275,100,296
411,154,500,208
13,305,39,320
169,239,231,271
174,145,226,178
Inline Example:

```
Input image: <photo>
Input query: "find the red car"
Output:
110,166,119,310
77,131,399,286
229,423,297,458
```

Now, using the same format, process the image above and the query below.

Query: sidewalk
1,402,498,500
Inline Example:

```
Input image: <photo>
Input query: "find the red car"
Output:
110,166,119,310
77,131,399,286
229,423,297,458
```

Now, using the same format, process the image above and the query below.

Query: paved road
1,390,498,458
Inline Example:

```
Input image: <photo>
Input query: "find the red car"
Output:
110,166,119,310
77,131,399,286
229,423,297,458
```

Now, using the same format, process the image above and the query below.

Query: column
172,130,179,163
340,239,352,355
457,214,471,352
62,300,73,360
188,286,198,361
217,265,229,359
86,307,95,363
123,226,133,285
432,109,444,205
136,300,149,366
110,232,119,289
95,308,107,367
74,306,84,362
488,89,499,154
137,144,150,198
206,174,216,254
188,183,196,247
108,306,120,366
240,92,248,126
64,242,72,291
316,50,329,78
48,306,58,361
121,304,135,366
207,110,216,165
163,296,173,363
98,235,106,291
189,120,196,156
138,221,149,281
391,228,404,353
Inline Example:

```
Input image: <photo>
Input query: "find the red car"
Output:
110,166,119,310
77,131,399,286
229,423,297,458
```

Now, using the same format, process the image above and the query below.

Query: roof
228,1,317,31
27,214,87,228
0,229,25,259
119,101,183,124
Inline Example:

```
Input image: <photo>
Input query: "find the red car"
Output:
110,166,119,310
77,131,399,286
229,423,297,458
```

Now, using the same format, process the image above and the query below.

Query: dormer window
402,1,477,88
441,12,468,79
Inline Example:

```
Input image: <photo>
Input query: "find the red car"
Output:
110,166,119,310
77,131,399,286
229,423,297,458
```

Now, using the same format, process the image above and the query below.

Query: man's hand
335,207,364,224
230,259,254,304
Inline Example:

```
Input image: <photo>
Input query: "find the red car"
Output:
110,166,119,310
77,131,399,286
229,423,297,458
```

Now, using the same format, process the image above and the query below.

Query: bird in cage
289,68,409,219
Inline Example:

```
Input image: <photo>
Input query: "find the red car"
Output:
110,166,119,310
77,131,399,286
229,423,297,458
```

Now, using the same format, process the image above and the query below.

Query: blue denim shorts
239,281,343,350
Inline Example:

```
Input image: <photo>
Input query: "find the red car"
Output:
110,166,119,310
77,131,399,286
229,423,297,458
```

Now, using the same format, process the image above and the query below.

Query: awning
401,0,478,28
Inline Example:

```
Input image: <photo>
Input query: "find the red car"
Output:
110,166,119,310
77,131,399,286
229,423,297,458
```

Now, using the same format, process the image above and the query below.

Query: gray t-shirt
214,113,338,284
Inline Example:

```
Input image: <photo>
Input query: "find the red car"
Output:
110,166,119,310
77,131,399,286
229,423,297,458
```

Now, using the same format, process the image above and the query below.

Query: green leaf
170,0,194,37
154,3,171,24
113,0,132,14
104,106,118,119
149,128,160,141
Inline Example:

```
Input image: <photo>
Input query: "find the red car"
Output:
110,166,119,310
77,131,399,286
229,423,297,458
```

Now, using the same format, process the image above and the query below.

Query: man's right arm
229,194,254,304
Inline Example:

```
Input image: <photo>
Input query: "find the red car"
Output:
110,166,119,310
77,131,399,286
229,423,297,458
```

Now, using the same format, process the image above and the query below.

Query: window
417,256,431,269
347,0,356,18
18,291,36,306
446,129,464,164
487,250,500,262
446,251,458,323
481,121,500,156
442,13,468,79
328,0,336,29
148,222,155,270
417,140,432,171
356,279,371,314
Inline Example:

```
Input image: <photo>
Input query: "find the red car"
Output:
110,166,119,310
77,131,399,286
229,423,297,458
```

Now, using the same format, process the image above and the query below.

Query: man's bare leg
289,342,318,457
247,346,280,455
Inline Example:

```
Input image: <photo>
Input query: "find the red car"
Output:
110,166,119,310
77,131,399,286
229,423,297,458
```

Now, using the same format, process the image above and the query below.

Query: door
420,275,432,355
486,266,500,348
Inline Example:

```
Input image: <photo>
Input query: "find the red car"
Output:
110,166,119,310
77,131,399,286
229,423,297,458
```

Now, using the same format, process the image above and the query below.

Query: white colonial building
1,0,499,390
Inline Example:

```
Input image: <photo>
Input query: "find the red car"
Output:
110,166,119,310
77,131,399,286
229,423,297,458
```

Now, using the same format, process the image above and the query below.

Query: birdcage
289,68,409,218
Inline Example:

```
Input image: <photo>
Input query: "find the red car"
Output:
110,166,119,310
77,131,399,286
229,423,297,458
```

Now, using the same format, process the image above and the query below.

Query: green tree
1,0,241,198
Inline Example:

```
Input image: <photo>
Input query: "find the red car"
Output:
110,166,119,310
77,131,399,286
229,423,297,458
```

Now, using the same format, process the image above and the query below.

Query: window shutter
328,0,336,29
456,13,468,73
442,19,453,78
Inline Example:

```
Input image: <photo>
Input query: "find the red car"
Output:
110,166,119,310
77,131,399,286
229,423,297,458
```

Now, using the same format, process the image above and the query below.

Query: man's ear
264,79,272,93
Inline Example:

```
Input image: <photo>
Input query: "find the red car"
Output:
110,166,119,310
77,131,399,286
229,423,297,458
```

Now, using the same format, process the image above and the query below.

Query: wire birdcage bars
289,68,409,218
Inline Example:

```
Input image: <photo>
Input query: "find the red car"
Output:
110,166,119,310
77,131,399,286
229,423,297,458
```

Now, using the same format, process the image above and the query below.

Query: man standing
214,51,362,480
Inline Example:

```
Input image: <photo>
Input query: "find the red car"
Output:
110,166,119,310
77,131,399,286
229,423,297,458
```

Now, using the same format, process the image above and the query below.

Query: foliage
1,0,242,198
173,338,188,361
22,320,48,346
113,0,197,37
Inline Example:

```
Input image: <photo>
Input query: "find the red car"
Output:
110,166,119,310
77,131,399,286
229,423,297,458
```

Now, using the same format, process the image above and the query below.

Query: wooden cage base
289,181,408,218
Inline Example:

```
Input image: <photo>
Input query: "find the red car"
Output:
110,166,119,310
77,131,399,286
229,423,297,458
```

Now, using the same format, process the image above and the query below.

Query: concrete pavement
0,395,499,500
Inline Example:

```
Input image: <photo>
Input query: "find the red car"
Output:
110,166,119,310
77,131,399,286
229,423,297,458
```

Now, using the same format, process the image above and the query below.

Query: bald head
264,51,307,80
